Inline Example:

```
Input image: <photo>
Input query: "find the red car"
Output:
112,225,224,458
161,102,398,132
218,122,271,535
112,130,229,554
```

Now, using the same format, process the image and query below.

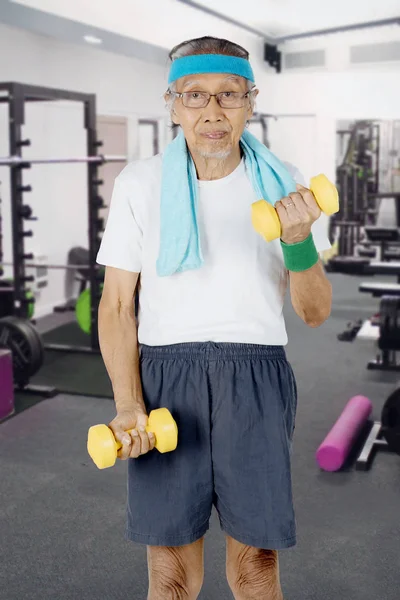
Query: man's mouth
201,131,228,139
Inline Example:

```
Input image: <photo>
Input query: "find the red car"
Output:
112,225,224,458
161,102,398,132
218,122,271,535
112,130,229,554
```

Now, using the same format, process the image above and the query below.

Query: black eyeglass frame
167,89,256,108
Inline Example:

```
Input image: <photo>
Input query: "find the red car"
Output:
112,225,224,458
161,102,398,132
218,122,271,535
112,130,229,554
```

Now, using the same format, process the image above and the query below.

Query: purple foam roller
316,395,373,471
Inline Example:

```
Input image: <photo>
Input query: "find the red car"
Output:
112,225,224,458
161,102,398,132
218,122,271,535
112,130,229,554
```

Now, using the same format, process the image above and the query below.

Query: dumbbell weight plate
251,200,281,242
147,407,178,453
310,174,340,216
87,424,118,469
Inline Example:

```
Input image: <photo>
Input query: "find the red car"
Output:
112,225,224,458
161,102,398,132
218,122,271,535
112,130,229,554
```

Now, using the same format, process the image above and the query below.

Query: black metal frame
332,121,381,255
0,82,104,353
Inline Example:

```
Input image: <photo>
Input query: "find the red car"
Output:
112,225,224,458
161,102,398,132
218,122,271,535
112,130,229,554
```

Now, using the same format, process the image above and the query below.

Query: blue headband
168,54,255,85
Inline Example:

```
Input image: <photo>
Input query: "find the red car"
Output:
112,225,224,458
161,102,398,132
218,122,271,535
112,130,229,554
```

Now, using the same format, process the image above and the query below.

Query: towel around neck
156,129,297,277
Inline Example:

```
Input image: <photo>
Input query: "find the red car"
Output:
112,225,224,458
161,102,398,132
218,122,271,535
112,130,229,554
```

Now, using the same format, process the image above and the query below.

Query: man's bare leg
147,538,204,600
226,535,284,600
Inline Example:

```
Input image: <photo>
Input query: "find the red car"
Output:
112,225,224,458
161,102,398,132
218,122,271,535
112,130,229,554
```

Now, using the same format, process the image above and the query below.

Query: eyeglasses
170,90,252,109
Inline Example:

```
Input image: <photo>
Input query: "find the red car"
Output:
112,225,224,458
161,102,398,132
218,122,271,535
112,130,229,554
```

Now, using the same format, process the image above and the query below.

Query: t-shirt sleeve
284,162,332,254
96,175,142,272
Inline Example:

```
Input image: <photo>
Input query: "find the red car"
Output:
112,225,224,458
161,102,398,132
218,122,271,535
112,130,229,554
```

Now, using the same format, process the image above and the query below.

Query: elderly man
97,36,332,600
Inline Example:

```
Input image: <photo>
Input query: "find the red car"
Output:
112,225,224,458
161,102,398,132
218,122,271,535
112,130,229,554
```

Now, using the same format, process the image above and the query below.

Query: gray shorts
125,342,298,550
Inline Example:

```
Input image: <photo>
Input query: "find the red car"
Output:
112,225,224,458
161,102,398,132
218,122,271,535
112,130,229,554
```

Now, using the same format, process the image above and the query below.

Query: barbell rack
0,81,122,353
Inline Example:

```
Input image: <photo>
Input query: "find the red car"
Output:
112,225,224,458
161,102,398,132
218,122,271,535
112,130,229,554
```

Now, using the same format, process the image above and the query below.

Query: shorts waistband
140,342,286,360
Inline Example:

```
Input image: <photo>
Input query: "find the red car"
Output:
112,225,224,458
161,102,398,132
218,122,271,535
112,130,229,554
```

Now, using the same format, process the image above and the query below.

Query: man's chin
197,141,233,159
198,149,232,159
189,136,234,159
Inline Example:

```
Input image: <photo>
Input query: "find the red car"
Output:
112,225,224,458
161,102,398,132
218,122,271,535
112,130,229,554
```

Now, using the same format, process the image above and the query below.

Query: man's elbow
305,314,329,328
304,304,332,328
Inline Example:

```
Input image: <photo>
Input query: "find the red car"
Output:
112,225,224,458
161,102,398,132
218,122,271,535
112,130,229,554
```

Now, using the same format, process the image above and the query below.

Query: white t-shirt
96,154,331,346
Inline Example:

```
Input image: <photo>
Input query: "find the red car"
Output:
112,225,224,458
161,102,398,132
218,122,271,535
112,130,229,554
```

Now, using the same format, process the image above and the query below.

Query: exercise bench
359,282,400,297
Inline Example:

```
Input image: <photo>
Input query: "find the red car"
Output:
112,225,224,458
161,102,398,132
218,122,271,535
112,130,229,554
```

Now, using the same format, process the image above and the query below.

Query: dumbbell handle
251,174,339,243
114,415,178,453
87,407,178,469
114,424,155,452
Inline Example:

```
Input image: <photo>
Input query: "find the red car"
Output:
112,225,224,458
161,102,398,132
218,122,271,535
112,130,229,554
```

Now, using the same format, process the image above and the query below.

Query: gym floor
1,272,400,600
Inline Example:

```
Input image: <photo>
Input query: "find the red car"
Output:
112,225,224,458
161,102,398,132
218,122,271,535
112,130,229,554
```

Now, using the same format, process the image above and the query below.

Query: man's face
168,73,257,159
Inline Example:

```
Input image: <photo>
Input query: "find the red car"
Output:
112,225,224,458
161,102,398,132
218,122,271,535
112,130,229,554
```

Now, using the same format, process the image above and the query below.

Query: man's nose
202,96,224,121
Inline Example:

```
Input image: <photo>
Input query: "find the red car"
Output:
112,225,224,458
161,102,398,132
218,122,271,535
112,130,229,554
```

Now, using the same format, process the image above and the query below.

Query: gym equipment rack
0,82,119,354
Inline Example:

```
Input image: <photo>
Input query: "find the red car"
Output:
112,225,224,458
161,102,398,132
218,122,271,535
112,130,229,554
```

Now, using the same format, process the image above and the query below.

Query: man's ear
171,109,180,126
164,91,180,125
247,88,259,120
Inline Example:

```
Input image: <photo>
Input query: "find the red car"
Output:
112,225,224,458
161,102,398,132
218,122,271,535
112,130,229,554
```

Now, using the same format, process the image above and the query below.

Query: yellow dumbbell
251,174,339,243
87,407,178,469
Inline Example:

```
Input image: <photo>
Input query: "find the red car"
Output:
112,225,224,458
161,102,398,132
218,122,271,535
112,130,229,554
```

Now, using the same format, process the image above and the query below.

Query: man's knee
148,543,204,600
226,545,283,600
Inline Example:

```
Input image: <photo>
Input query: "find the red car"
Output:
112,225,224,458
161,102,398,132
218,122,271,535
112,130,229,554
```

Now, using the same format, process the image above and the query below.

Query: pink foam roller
316,395,373,471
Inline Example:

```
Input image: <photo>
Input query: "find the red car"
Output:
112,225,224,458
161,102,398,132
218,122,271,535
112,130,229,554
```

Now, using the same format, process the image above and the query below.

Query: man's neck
190,146,242,181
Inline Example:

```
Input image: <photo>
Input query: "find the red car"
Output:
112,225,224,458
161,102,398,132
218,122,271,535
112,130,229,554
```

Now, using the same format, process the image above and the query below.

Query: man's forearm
289,260,332,327
98,302,144,412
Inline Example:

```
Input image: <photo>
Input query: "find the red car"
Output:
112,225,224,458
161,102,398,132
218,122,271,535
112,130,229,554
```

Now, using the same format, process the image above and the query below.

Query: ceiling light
83,35,103,45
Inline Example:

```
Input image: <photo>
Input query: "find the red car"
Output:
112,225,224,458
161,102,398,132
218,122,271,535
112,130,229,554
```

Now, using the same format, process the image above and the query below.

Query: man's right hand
109,407,156,459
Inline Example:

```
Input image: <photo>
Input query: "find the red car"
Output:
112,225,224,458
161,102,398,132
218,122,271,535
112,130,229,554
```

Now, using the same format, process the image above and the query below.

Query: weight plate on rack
8,316,43,374
0,316,44,387
26,290,35,319
75,285,103,334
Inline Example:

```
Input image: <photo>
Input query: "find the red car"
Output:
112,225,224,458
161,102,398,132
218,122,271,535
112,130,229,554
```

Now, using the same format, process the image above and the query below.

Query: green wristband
280,233,319,272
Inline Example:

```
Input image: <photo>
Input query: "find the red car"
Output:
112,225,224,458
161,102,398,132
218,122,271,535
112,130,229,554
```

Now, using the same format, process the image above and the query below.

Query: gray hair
166,36,256,111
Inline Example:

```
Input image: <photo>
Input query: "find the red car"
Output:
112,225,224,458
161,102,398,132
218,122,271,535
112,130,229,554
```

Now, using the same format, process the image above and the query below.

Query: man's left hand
276,184,321,245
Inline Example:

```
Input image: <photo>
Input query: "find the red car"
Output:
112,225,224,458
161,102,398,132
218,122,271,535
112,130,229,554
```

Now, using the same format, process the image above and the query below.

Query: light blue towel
156,129,298,277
